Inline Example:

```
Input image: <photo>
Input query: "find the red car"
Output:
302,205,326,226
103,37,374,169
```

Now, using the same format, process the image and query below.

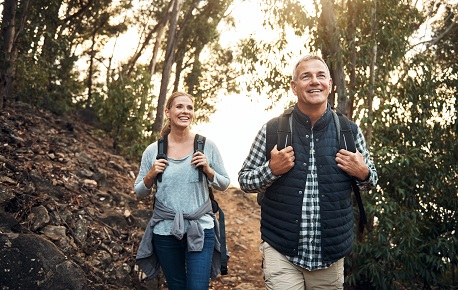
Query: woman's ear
165,108,170,119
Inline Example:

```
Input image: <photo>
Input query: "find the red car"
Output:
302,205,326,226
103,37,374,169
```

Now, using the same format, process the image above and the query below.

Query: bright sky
194,0,304,187
102,0,308,187
195,94,287,187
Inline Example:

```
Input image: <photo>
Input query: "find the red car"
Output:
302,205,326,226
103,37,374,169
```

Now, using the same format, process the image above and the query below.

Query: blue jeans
153,228,215,290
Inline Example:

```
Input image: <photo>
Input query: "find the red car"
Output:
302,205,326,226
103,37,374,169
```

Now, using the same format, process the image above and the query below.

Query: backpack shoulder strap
193,134,219,210
277,107,293,150
331,110,341,146
194,134,206,152
155,134,168,183
194,134,206,182
332,109,367,232
261,107,293,205
266,107,293,160
332,110,356,153
193,134,228,274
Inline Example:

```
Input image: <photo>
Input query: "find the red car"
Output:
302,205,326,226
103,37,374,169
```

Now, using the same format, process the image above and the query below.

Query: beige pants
259,241,344,290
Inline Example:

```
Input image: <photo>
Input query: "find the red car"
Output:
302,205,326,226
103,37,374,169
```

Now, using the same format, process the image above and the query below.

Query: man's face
290,59,332,108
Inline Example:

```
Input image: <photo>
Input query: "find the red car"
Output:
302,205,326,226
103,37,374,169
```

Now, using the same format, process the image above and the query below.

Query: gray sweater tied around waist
136,198,227,280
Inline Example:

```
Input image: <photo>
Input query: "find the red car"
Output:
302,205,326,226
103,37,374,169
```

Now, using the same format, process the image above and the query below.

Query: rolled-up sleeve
355,127,378,191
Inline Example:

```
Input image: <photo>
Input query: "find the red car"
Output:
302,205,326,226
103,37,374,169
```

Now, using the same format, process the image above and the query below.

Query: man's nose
310,75,320,84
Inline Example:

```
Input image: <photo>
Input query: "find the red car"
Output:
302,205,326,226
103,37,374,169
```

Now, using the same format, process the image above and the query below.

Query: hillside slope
0,101,263,289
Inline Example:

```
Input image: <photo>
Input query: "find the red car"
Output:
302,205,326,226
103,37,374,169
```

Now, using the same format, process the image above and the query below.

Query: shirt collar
292,103,332,131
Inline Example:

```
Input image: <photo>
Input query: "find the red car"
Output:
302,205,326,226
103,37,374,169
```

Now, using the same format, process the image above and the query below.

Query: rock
29,205,50,231
0,184,15,206
0,232,87,289
41,225,67,241
0,102,265,290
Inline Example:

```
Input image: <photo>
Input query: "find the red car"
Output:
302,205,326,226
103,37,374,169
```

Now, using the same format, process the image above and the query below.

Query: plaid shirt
238,121,378,270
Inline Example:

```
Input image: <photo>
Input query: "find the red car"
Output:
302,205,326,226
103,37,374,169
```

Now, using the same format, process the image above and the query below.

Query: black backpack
155,133,228,275
263,108,367,233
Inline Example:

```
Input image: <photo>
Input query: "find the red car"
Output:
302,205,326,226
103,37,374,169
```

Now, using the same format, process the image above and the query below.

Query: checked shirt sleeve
238,124,278,193
355,127,378,191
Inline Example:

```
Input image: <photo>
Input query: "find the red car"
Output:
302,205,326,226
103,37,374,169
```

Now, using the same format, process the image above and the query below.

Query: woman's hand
143,158,169,188
191,151,214,181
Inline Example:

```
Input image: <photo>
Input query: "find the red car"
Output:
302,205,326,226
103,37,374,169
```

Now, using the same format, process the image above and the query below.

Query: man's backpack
155,133,228,275
263,108,367,233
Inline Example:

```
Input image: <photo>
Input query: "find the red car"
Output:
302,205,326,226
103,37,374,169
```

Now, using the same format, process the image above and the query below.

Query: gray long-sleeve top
134,137,230,279
134,137,230,234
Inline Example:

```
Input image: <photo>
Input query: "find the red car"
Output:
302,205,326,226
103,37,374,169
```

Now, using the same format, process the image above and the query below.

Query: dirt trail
209,187,264,290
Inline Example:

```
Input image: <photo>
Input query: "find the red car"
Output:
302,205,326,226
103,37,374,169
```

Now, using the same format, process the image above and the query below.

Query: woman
134,91,230,290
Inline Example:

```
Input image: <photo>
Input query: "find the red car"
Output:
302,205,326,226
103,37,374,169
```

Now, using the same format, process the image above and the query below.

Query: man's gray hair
292,55,331,81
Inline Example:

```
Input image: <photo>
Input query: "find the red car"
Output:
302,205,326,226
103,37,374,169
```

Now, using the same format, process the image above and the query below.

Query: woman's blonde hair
159,91,194,137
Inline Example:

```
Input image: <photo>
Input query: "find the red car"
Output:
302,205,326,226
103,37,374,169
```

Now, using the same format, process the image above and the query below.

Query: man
238,55,378,289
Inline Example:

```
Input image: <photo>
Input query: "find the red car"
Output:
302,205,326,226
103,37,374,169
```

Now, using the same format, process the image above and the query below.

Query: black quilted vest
263,104,357,264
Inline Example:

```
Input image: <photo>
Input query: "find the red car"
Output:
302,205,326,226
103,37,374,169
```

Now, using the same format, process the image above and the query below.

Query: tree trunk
173,55,184,92
366,0,377,145
151,0,183,133
319,0,347,114
0,0,17,109
347,0,357,119
148,3,174,75
86,32,97,107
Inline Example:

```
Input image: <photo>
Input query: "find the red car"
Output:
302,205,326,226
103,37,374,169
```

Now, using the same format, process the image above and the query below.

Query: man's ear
290,80,297,95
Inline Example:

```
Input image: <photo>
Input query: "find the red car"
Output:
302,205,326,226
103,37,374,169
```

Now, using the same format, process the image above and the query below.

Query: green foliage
237,35,297,108
14,53,83,115
349,52,457,289
9,0,129,114
93,67,156,158
3,0,236,157
175,0,239,122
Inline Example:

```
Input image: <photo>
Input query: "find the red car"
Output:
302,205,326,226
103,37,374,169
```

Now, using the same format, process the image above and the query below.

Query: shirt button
306,135,309,138
312,194,315,198
299,191,303,195
295,219,299,223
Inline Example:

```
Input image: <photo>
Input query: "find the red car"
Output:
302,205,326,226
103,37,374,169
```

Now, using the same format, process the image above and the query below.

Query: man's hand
269,145,295,176
336,149,369,181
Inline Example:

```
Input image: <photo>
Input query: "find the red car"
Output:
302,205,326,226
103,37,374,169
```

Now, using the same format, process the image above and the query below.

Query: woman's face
165,95,194,130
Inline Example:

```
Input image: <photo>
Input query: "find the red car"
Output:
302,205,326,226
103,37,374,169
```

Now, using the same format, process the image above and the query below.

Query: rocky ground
0,101,264,289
